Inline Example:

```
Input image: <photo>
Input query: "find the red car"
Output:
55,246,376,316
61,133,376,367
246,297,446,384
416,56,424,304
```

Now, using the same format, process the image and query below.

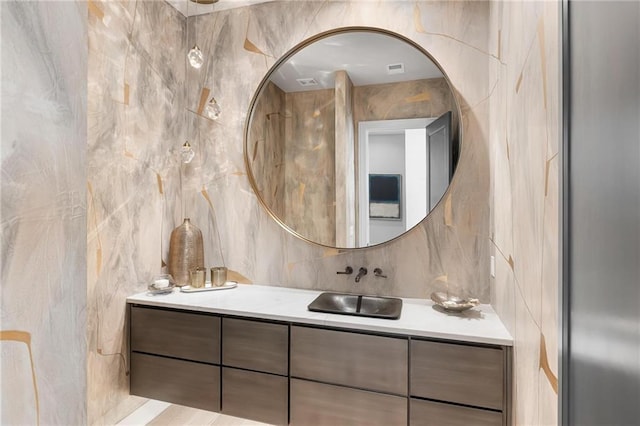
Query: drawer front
290,379,407,426
410,340,504,410
131,306,220,364
130,353,220,412
291,326,408,395
410,398,503,426
222,368,288,425
222,318,288,375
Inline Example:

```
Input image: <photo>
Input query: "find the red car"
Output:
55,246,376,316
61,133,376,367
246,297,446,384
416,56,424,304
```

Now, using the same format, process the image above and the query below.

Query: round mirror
244,27,461,249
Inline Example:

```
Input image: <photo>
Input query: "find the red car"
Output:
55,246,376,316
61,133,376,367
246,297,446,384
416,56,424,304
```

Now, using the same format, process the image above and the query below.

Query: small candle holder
210,266,228,287
189,267,207,288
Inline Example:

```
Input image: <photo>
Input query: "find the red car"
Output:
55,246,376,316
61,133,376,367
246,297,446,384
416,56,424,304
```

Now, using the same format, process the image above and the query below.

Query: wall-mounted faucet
336,266,353,275
373,268,387,278
355,267,368,282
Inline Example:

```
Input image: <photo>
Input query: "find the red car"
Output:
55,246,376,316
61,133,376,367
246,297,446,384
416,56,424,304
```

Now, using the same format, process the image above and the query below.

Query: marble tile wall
185,0,492,302
249,83,338,247
353,77,456,126
489,1,560,425
1,1,87,424
1,1,559,425
85,1,559,424
247,81,286,218
334,70,356,248
283,88,336,246
87,0,186,423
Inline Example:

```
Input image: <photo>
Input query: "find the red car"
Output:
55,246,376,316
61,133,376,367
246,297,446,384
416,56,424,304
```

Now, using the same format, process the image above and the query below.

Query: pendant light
186,0,204,69
185,0,222,119
181,141,195,163
187,45,204,69
203,97,221,120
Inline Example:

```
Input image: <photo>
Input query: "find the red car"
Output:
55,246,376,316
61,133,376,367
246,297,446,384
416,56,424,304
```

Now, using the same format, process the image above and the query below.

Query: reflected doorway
357,115,451,246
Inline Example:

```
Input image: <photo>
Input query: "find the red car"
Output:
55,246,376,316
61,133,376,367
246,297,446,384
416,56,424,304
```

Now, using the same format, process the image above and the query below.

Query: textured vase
168,218,204,286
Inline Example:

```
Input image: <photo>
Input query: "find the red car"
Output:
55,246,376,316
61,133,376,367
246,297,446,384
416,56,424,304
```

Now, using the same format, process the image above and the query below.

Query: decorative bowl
430,291,479,312
148,274,176,295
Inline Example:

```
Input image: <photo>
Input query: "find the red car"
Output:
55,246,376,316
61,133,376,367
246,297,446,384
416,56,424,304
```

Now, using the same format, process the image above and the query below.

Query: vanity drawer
410,340,504,410
222,318,288,375
130,306,220,364
222,367,288,425
410,398,502,426
290,326,408,395
130,353,220,412
290,379,407,426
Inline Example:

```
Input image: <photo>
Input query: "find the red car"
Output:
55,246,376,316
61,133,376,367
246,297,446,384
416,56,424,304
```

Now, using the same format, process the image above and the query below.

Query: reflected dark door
425,112,452,210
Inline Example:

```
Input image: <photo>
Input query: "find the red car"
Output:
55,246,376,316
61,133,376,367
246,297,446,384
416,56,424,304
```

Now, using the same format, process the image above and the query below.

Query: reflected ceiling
270,32,444,93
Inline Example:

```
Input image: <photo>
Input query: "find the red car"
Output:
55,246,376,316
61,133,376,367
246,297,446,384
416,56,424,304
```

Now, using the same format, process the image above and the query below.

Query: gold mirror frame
243,26,464,250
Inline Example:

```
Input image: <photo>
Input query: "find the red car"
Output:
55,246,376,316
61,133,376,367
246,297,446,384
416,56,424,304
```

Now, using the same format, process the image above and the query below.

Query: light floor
117,400,272,426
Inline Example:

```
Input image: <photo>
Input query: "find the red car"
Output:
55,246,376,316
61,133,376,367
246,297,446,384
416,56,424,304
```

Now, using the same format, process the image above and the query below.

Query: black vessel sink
308,292,402,319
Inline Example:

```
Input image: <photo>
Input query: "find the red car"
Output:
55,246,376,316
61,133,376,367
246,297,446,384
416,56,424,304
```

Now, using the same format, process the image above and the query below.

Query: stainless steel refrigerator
563,1,640,424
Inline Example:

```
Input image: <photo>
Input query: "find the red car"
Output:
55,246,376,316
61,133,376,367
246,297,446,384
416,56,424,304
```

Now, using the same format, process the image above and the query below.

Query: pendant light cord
182,0,189,220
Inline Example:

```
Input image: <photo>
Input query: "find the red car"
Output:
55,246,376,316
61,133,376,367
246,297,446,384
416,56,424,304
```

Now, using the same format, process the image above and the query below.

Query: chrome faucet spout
355,267,367,282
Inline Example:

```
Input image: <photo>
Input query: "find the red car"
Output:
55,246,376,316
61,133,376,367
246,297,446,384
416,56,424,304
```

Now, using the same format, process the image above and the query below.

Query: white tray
180,281,238,293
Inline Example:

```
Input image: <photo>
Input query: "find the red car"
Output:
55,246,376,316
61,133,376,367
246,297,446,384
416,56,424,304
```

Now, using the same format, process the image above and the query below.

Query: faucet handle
337,266,353,275
355,267,368,283
373,268,387,278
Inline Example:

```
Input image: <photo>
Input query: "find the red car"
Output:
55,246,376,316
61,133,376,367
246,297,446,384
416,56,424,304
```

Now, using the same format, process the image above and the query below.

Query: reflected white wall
405,128,428,230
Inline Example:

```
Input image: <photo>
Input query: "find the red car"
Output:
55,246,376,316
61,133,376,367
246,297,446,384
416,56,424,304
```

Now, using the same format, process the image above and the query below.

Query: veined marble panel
1,1,87,424
283,88,336,247
514,290,541,426
89,1,496,423
185,0,492,301
87,0,186,423
247,81,286,218
0,1,558,424
489,1,560,425
353,78,455,124
334,70,356,248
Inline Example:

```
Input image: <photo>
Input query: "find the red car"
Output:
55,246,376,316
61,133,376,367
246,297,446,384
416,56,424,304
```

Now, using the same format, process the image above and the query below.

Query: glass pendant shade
187,45,204,69
181,141,195,163
203,98,221,120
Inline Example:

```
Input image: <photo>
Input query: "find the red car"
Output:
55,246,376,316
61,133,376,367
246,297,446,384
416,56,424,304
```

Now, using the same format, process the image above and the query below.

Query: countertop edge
127,285,514,347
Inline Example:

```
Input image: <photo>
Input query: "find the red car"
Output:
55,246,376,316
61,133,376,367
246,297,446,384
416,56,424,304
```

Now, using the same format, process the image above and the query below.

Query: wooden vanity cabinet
129,306,221,412
290,325,408,394
410,398,503,426
290,378,407,426
290,325,408,425
410,339,511,426
221,318,289,425
128,304,511,426
130,305,220,362
222,317,288,374
130,353,220,412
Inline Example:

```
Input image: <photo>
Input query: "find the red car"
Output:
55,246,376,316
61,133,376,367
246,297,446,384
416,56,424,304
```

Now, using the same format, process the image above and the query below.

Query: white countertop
127,284,513,346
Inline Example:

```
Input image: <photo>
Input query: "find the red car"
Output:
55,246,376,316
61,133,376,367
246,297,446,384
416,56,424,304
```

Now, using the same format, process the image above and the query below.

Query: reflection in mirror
358,112,453,246
245,28,460,249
